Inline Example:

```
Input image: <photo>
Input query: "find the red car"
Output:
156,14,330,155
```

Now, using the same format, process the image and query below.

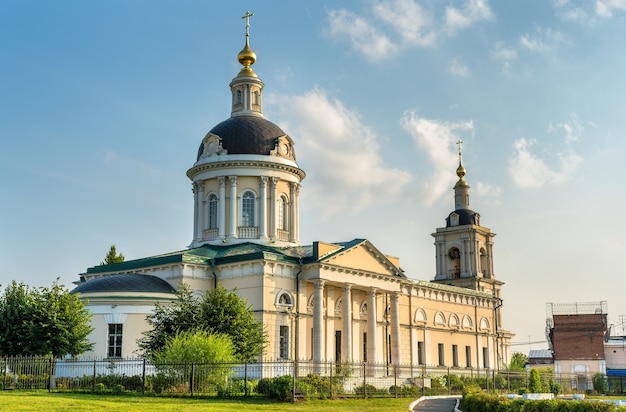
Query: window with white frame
108,324,123,358
279,325,289,359
208,193,218,229
242,191,255,227
277,195,288,230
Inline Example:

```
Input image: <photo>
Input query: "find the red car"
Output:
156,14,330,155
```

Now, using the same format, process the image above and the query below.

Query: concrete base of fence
523,393,554,400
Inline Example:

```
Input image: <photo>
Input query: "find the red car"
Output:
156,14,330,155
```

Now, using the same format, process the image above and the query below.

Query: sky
2,1,625,355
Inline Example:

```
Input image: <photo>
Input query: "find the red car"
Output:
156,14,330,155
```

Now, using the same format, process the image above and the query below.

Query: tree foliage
101,245,125,265
509,352,529,370
139,284,266,362
153,330,235,387
529,368,542,393
0,280,93,357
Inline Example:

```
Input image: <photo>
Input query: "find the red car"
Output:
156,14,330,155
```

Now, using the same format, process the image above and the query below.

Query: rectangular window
279,325,289,359
483,347,489,369
452,344,459,367
208,197,218,229
363,333,367,362
417,341,425,365
438,343,445,366
465,346,472,368
335,331,342,363
107,324,123,358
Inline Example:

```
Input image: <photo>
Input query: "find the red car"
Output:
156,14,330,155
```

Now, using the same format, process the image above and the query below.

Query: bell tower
431,141,503,299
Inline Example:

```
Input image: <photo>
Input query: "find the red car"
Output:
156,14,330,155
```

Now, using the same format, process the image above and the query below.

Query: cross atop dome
237,10,257,77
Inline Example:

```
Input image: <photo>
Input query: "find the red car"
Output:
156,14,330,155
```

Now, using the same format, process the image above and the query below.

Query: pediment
318,240,403,278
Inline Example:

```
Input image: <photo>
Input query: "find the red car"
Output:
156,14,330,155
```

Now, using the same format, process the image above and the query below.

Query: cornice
187,158,306,180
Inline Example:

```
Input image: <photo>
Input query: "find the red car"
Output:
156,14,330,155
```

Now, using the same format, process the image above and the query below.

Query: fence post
448,367,451,395
329,361,333,399
291,361,296,403
141,358,146,396
190,362,195,396
363,362,367,399
394,365,398,398
92,360,96,393
48,357,54,392
245,362,249,398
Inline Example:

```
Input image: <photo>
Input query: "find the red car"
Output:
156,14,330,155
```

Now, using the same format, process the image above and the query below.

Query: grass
0,391,414,411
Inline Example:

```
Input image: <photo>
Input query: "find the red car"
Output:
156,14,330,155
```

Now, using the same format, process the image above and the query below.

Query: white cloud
326,9,398,61
508,137,583,189
373,0,437,47
444,0,495,34
401,112,474,205
326,0,494,61
475,182,503,204
490,41,517,61
266,89,412,217
519,26,567,53
509,113,584,188
548,112,583,144
553,0,626,23
490,41,517,74
449,59,470,77
596,0,626,17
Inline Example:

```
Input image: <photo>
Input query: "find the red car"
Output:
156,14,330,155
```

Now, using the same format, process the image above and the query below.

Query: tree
0,280,93,357
139,283,266,362
101,245,125,265
153,330,235,389
199,285,266,362
529,368,542,393
509,352,528,370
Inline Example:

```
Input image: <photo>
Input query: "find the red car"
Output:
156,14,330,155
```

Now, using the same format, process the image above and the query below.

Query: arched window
242,191,255,227
276,290,294,310
207,194,218,229
414,308,427,323
277,195,289,230
252,91,259,105
236,90,242,104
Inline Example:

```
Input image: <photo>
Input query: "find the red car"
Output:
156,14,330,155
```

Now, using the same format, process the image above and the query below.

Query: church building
72,15,513,372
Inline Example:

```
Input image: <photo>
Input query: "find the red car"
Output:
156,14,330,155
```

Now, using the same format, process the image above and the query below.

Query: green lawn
0,392,414,411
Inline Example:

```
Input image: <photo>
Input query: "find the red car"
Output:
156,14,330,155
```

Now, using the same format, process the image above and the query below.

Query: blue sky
2,1,625,353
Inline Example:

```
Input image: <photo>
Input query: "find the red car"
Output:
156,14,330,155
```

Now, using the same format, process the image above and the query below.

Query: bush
389,384,419,397
255,375,293,401
111,384,124,394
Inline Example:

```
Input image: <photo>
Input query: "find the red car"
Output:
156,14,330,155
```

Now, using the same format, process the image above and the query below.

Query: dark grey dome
197,116,286,160
71,274,176,295
446,209,479,227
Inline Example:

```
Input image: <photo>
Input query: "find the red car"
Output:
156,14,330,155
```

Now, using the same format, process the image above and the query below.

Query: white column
342,285,353,362
289,183,296,243
259,177,268,239
367,288,378,364
194,182,204,242
229,176,238,238
270,177,278,239
218,177,226,239
313,280,325,363
390,293,401,365
192,182,199,242
294,183,300,243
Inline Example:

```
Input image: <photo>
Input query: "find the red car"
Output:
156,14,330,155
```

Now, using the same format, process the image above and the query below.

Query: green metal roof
85,242,315,274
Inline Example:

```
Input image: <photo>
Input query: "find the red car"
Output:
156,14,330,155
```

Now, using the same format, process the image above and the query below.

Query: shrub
111,384,124,394
389,384,419,397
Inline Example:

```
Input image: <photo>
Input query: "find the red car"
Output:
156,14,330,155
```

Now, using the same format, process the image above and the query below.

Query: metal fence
0,357,618,400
